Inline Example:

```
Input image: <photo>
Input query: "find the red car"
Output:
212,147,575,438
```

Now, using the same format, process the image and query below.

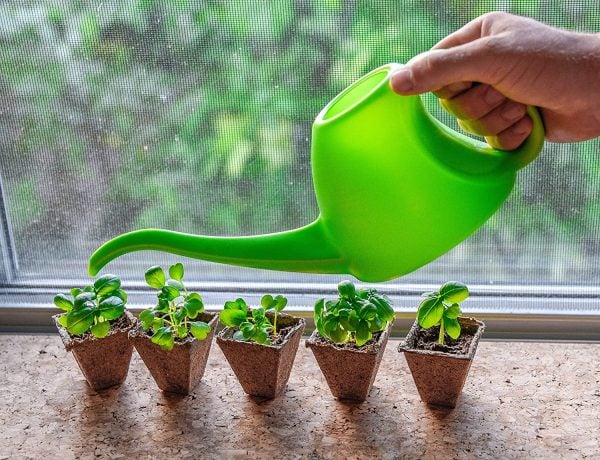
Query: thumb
390,41,500,95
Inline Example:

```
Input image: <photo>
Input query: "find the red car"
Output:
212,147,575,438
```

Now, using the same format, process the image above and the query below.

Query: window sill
2,285,600,340
0,335,598,457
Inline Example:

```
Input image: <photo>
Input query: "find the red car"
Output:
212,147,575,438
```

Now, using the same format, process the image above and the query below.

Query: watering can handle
417,97,545,174
503,105,545,170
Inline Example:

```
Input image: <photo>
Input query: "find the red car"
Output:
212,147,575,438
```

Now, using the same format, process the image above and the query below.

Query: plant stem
438,321,445,345
273,312,278,336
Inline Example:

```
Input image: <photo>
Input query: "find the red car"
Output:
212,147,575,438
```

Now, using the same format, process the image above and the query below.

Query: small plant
417,281,469,345
139,263,211,351
219,294,288,345
53,274,128,338
314,280,395,347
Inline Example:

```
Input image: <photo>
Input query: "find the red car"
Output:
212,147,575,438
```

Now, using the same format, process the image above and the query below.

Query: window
1,1,599,337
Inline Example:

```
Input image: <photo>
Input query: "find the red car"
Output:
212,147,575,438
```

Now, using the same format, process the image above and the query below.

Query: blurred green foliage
0,0,599,283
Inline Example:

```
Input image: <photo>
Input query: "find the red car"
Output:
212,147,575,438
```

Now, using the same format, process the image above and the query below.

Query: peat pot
129,312,219,395
216,313,305,399
53,310,136,392
398,317,485,408
305,321,393,402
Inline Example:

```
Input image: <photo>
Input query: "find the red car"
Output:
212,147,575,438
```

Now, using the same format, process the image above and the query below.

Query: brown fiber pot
305,321,393,402
53,310,136,392
216,313,305,399
398,317,485,408
129,312,219,394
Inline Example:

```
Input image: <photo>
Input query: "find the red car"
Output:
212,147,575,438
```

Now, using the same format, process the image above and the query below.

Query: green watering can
89,63,544,282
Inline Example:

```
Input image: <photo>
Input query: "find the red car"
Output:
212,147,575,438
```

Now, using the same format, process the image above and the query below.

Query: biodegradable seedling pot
398,317,485,408
216,313,305,399
53,310,136,392
306,321,393,402
129,312,219,394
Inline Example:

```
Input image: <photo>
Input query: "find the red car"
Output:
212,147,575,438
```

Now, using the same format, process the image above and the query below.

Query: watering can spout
88,218,346,277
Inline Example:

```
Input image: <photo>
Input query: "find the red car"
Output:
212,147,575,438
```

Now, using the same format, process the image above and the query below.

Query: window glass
0,0,599,286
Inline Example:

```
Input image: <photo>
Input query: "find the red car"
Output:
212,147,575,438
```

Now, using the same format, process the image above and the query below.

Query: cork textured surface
399,318,485,407
306,321,392,401
0,335,598,459
216,314,305,399
53,311,136,391
129,312,218,394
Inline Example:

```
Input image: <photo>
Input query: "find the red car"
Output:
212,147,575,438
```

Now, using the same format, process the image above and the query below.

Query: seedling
260,294,288,336
314,280,395,347
53,274,127,338
219,294,288,345
139,263,211,351
417,281,469,345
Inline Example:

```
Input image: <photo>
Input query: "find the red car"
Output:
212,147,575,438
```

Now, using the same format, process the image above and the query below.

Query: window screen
0,1,599,288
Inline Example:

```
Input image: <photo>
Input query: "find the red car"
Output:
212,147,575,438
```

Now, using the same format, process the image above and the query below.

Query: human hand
390,12,600,149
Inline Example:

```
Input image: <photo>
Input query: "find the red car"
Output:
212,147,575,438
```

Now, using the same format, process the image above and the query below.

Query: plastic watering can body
89,63,544,282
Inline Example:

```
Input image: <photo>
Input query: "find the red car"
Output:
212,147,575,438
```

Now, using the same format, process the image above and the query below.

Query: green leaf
190,321,211,340
57,314,68,328
253,329,270,345
161,285,180,301
445,304,462,319
66,306,95,335
54,294,74,312
324,316,347,343
232,330,246,341
93,274,121,297
369,316,383,332
226,299,248,312
151,326,174,351
184,297,203,318
314,299,326,336
337,280,356,299
152,317,164,330
70,288,83,297
371,297,395,323
338,309,358,332
74,292,96,310
156,298,169,313
252,307,267,321
97,296,125,320
175,324,188,338
417,297,444,329
169,263,184,281
173,307,187,324
355,320,372,346
145,266,166,289
139,309,155,330
314,298,325,318
325,299,339,313
356,288,370,300
241,323,256,339
167,279,184,291
359,302,378,321
219,308,247,327
444,317,461,340
261,294,274,309
90,321,110,338
420,290,438,298
439,282,469,304
114,289,128,303
186,292,202,302
273,295,287,312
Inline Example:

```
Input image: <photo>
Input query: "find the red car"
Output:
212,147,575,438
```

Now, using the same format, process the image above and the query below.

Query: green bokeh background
0,0,599,284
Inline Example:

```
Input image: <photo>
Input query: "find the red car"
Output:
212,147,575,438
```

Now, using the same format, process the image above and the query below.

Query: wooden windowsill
0,335,598,458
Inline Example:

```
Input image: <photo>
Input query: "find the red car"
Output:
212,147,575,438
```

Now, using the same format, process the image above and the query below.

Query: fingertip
390,68,416,94
433,81,473,99
486,116,533,150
